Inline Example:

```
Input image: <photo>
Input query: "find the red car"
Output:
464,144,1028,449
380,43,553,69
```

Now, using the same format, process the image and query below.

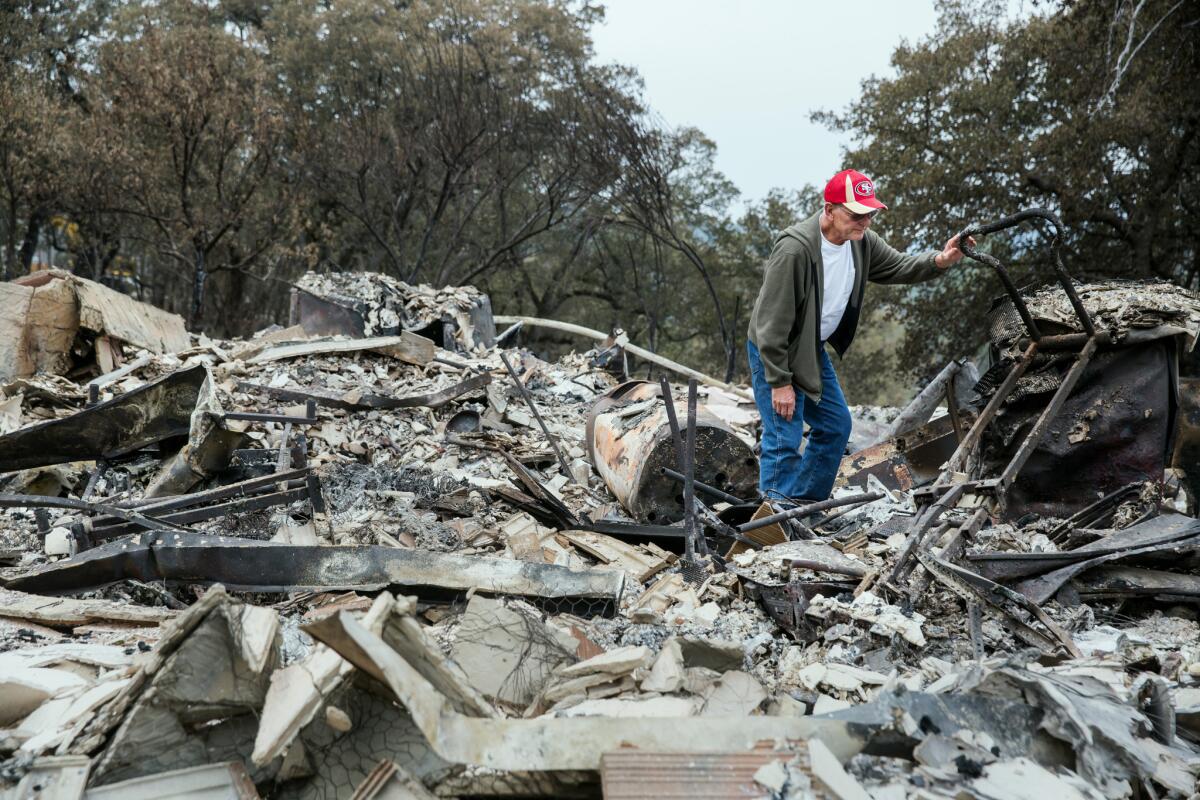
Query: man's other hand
934,233,977,269
771,385,796,420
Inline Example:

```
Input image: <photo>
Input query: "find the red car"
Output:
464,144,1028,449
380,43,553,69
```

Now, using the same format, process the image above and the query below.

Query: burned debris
2,243,1200,800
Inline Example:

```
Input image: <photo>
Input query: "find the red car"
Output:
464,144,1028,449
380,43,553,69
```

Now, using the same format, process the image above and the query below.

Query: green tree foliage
816,0,1200,385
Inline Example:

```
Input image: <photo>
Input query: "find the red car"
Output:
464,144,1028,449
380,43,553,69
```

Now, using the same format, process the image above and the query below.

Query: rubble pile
0,271,1198,799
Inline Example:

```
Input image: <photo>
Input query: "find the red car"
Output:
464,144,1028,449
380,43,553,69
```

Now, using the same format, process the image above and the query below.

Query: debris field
1,265,1199,799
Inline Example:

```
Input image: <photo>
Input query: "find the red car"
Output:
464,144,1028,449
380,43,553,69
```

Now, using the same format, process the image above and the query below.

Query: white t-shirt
819,233,855,341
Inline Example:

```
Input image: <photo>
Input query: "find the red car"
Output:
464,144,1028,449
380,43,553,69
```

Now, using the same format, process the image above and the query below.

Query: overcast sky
589,0,944,205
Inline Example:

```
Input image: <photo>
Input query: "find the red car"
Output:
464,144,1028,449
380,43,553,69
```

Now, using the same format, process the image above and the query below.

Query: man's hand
934,233,977,270
771,385,796,421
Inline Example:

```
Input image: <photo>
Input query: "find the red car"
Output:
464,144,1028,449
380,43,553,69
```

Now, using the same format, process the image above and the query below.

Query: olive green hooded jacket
747,212,943,402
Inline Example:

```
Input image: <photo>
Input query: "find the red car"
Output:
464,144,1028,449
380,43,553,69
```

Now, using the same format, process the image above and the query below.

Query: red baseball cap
824,169,887,214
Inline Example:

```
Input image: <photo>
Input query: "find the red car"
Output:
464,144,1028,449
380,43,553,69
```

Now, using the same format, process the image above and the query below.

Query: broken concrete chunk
305,596,865,771
558,645,650,678
553,695,700,718
808,737,871,800
639,637,685,693
449,595,573,707
699,670,767,717
0,666,90,726
85,587,282,786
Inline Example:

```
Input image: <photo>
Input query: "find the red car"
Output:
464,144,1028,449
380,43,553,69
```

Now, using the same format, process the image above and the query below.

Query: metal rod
738,492,883,534
498,351,575,483
495,321,524,345
658,377,685,472
909,506,989,597
942,341,1040,477
661,467,744,505
890,482,966,582
91,485,310,539
0,493,192,534
683,379,700,560
115,467,311,513
945,373,965,443
223,400,317,425
998,335,1100,489
957,208,1096,339
1018,331,1109,351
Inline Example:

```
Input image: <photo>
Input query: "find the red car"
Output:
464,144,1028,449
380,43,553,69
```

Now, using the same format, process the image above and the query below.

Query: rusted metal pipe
738,492,883,534
499,351,575,483
586,381,758,524
661,467,745,505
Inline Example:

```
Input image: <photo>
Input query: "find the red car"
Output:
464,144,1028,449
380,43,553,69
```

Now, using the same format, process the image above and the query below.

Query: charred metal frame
896,209,1109,588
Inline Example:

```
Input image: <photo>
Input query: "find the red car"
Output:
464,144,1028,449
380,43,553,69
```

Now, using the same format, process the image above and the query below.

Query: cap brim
844,197,887,214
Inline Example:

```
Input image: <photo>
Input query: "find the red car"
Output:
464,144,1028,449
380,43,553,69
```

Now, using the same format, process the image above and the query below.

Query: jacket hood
777,213,821,246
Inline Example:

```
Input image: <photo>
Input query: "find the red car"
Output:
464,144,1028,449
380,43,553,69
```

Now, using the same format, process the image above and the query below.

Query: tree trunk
4,199,18,280
18,207,47,274
190,243,206,330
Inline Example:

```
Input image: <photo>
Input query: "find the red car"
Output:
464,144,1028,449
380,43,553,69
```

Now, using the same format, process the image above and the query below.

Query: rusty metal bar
0,494,192,535
661,467,745,505
683,379,703,559
909,506,989,596
889,482,966,583
998,335,1100,490
942,341,1040,477
499,351,575,483
1017,331,1111,351
738,492,883,534
957,208,1096,340
658,377,685,472
89,484,310,541
104,467,311,524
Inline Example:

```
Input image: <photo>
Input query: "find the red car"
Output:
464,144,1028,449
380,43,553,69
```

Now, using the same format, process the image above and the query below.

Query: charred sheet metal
838,414,959,493
738,575,856,641
1008,516,1200,604
1073,565,1200,601
5,532,626,615
586,381,757,523
979,339,1176,519
289,288,367,337
0,364,208,472
1171,376,1200,503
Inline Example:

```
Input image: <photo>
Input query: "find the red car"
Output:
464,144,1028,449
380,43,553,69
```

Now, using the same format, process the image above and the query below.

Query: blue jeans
746,340,852,502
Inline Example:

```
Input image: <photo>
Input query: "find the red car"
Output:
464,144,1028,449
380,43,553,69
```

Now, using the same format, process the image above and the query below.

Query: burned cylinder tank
586,380,758,523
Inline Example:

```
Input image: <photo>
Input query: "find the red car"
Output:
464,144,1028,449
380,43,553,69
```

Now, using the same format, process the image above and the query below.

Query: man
746,168,973,503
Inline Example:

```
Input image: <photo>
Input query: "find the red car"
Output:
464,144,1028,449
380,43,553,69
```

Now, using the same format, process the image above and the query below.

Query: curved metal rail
954,208,1096,340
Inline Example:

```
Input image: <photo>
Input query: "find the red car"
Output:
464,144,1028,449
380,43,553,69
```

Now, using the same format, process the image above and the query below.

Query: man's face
825,203,877,241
